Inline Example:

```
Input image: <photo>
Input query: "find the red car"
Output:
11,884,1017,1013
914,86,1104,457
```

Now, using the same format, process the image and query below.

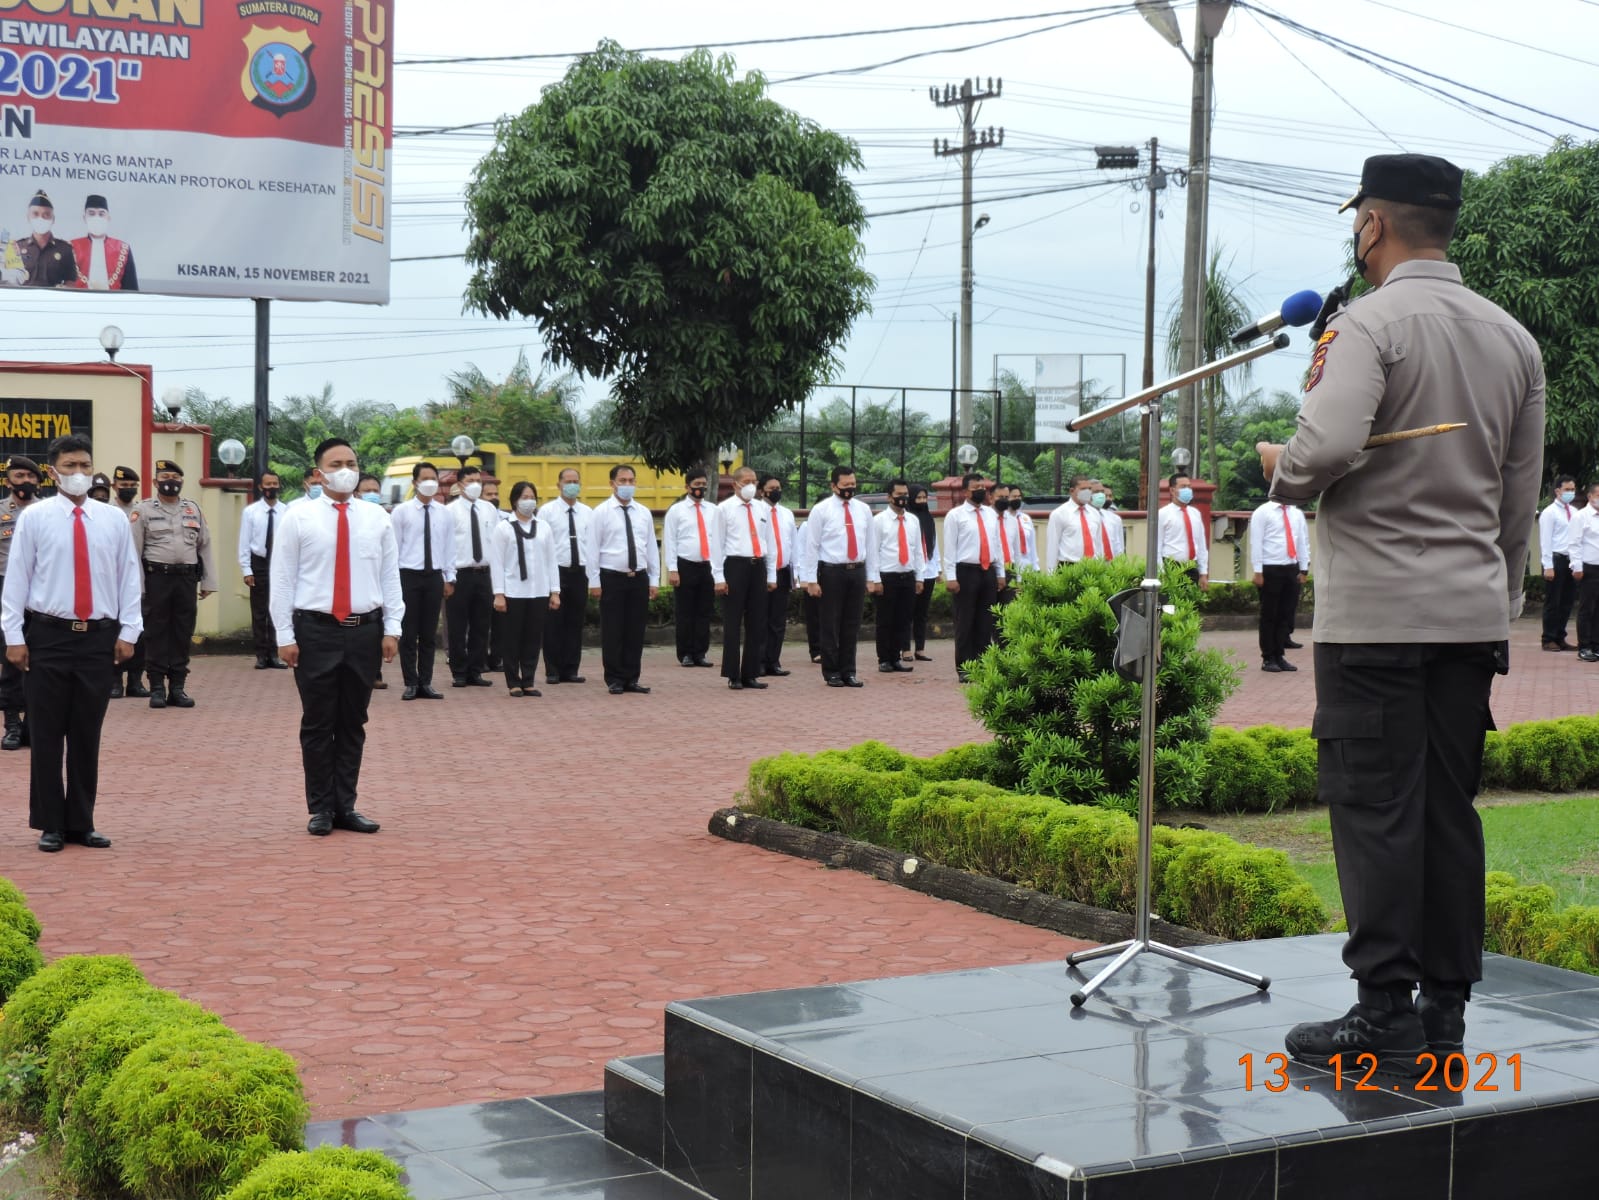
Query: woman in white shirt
489,482,561,696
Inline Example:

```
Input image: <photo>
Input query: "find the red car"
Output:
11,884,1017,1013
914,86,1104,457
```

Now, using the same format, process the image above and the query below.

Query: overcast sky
7,0,1596,439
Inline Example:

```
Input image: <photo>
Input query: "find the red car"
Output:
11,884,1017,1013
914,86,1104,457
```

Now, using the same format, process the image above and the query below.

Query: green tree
463,41,874,471
429,353,581,453
1166,247,1257,483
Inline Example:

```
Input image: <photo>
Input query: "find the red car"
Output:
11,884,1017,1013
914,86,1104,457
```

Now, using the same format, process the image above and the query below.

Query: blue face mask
361,492,383,504
561,482,581,500
306,484,323,500
1090,492,1107,509
615,484,636,502
1176,487,1194,505
1562,491,1576,504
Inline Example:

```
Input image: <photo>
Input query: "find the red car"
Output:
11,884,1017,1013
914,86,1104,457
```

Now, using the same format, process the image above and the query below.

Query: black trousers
803,588,821,660
292,614,382,817
817,562,866,680
721,557,768,681
1577,565,1599,651
544,564,588,680
399,568,446,687
446,566,493,679
674,560,714,661
24,618,117,833
143,567,198,682
495,596,548,690
1314,641,1497,989
1257,564,1302,661
0,575,21,714
1543,553,1576,643
875,571,917,666
911,576,934,651
599,569,649,686
249,554,274,661
952,562,998,671
764,565,793,671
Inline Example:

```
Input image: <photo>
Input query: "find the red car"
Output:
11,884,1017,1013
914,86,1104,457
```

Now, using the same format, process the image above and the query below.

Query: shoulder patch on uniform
1305,329,1338,393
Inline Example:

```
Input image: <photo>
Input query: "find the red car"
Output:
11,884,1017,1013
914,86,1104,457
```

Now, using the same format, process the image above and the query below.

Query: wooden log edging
707,808,1223,948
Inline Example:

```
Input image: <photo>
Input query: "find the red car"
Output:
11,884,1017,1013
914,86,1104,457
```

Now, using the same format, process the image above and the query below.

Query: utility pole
931,77,1002,441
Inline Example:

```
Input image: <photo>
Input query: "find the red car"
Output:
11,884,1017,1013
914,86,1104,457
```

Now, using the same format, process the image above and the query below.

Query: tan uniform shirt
0,496,33,577
1270,259,1545,643
131,495,219,592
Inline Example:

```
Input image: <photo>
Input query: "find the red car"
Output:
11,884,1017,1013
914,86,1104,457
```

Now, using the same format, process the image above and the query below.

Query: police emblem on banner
241,26,317,116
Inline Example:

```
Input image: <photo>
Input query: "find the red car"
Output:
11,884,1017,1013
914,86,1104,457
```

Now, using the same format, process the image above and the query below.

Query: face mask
1074,489,1092,506
1011,498,1025,512
1176,486,1194,505
891,494,907,508
56,472,91,497
416,478,439,498
909,497,926,510
969,488,986,506
28,217,51,237
91,491,109,503
1353,215,1377,281
689,485,707,499
516,498,538,517
1562,491,1576,504
739,483,757,502
260,488,280,501
116,487,137,503
85,216,109,238
766,489,782,505
323,467,359,494
361,492,383,504
462,481,483,501
10,481,37,502
615,484,636,501
1090,492,1107,509
157,479,182,497
561,482,581,500
306,484,323,501
837,487,855,501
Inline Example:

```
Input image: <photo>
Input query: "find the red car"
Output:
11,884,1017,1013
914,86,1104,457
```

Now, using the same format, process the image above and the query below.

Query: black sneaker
1417,983,1467,1056
1580,649,1599,662
1284,986,1427,1079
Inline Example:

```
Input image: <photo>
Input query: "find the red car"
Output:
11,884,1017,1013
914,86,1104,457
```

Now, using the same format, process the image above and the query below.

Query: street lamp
1172,446,1193,471
718,444,738,474
956,443,979,469
162,387,184,422
217,439,246,477
98,325,124,362
450,434,476,497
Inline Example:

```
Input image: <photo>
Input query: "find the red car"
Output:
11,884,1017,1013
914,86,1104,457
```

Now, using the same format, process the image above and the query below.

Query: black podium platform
604,934,1599,1199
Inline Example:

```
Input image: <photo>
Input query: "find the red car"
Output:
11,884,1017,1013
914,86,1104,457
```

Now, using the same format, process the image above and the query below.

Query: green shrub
0,954,145,1115
966,558,1240,811
1485,871,1599,976
45,983,224,1192
0,900,42,943
1481,730,1510,789
1199,727,1288,813
220,1146,412,1200
744,751,923,843
842,740,916,774
1156,829,1325,939
101,1025,308,1200
1498,721,1591,792
0,924,44,1008
0,876,29,910
919,741,1014,787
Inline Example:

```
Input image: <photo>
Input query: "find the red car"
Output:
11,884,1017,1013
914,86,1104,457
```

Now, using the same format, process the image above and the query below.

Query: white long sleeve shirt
873,506,927,576
716,496,778,584
1100,507,1126,557
1250,501,1310,571
799,494,880,583
237,498,283,573
1,495,143,645
793,521,814,585
1044,500,1106,570
662,496,721,573
585,496,660,587
537,498,593,569
997,509,1040,572
1157,502,1210,574
269,494,405,645
489,515,560,599
389,497,457,582
941,503,1007,583
450,496,500,569
766,502,798,574
1568,508,1599,569
1540,498,1579,568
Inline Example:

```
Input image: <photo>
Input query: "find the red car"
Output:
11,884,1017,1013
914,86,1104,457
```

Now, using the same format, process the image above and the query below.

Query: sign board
0,0,391,303
1033,354,1083,444
0,395,91,462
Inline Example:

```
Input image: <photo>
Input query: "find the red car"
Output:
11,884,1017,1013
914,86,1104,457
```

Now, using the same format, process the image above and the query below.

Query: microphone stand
1062,332,1290,1006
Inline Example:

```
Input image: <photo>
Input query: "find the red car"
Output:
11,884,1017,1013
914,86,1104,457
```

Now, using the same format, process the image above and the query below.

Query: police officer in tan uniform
108,465,149,698
8,191,79,288
111,465,140,514
130,459,217,708
1,455,43,750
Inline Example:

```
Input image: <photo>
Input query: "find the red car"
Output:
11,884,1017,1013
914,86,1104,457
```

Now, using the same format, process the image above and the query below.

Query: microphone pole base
1066,937,1271,1008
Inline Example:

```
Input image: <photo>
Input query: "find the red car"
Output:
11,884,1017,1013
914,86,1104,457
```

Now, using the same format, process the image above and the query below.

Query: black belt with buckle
294,608,385,628
24,611,118,633
822,561,863,570
457,564,490,573
144,561,200,576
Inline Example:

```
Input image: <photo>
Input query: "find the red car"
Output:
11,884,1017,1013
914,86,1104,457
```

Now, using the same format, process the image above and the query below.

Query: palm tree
1165,246,1256,482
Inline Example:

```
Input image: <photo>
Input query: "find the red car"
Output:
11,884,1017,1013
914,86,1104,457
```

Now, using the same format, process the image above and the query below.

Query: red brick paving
3,617,1585,1120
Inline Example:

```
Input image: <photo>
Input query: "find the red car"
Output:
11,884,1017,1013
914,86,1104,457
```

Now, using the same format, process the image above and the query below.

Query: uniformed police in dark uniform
0,455,43,750
9,191,79,288
109,465,149,698
1260,155,1545,1077
130,459,218,708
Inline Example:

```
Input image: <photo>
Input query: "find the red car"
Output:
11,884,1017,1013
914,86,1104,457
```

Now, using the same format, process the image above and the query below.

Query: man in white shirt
270,437,403,836
445,464,498,687
759,474,799,677
1251,498,1311,672
239,470,287,670
389,461,456,700
716,466,778,689
1539,474,1579,652
1091,482,1126,556
662,466,719,669
799,465,880,687
942,473,1006,682
1157,472,1209,588
585,464,660,694
1568,483,1599,661
1,434,142,852
1045,475,1108,571
539,467,592,685
873,479,925,673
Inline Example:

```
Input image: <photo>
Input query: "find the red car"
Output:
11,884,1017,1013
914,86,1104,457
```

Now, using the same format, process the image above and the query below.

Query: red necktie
1182,506,1196,561
1019,518,1028,556
332,502,352,621
897,513,909,565
745,503,762,556
1281,505,1297,560
999,515,1013,565
694,501,710,559
976,507,990,570
843,500,858,560
72,506,92,620
1100,523,1112,559
771,507,784,568
1079,508,1095,559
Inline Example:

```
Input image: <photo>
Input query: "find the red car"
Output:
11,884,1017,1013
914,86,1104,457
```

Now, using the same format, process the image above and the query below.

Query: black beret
27,190,51,210
1339,154,1463,214
90,473,112,490
153,459,183,476
4,455,40,476
113,465,139,483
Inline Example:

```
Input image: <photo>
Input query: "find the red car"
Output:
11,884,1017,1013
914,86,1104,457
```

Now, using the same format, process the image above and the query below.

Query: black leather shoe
401,686,419,701
37,831,64,852
682,656,697,668
417,686,444,699
1283,639,1304,650
825,675,846,688
623,683,651,694
692,658,714,668
879,662,898,673
125,679,151,698
1261,660,1284,672
167,688,196,708
845,676,865,688
727,680,744,690
333,811,381,833
467,675,494,687
741,678,768,689
110,682,124,699
546,676,561,685
255,657,273,669
1580,649,1599,663
148,684,167,709
1275,658,1298,672
562,674,587,683
608,683,625,694
268,658,289,669
914,652,933,662
452,676,470,688
522,688,541,698
372,679,389,690
66,831,112,848
763,667,792,677
306,813,333,836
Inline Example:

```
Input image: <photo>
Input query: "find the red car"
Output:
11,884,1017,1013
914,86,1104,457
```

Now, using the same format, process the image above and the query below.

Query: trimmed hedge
221,1146,414,1200
0,923,44,1008
1485,872,1599,976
